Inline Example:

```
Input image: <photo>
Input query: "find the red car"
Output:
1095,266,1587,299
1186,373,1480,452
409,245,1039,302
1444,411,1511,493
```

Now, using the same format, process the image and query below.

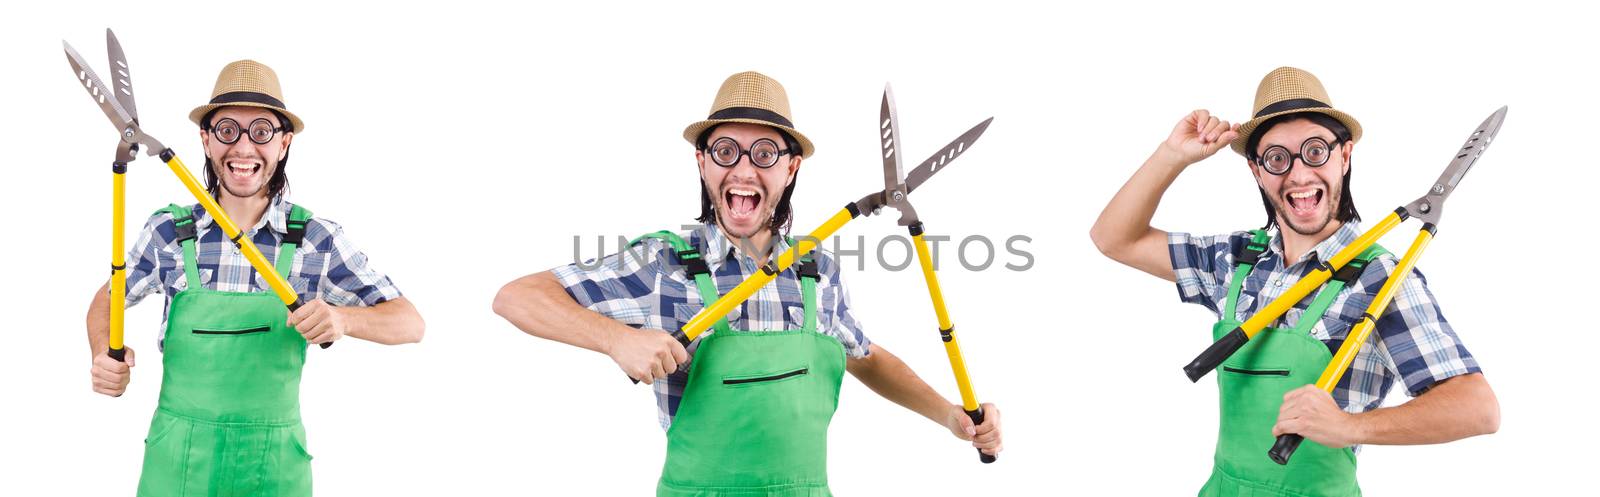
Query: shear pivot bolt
1432,184,1445,194
1418,202,1432,214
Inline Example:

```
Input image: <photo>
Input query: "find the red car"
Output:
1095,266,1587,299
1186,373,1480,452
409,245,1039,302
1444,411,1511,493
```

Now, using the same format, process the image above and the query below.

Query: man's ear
786,156,802,187
1340,141,1354,176
279,131,294,162
199,128,212,159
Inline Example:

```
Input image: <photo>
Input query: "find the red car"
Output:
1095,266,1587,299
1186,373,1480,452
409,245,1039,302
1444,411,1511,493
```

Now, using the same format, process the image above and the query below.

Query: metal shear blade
64,29,164,160
1404,106,1507,226
862,83,995,226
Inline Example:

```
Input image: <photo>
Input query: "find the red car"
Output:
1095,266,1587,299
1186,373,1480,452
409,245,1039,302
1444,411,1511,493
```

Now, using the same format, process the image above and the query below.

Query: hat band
708,107,793,128
209,91,287,109
1254,98,1330,118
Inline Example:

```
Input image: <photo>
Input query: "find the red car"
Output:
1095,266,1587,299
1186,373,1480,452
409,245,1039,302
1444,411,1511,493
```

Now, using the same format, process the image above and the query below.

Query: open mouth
1284,187,1324,217
226,160,261,180
723,186,763,221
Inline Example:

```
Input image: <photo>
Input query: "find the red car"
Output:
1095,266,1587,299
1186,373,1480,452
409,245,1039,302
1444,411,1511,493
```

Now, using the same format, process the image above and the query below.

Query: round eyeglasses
706,137,792,169
1254,137,1343,175
210,118,285,145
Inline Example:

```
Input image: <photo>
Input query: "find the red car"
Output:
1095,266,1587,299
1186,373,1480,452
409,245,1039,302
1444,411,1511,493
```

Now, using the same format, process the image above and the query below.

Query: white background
2,1,1595,495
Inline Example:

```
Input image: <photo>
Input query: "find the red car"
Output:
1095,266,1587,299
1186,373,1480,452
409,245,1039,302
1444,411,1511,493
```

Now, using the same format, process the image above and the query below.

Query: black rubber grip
966,408,997,464
108,347,126,362
1184,327,1248,382
1269,434,1304,465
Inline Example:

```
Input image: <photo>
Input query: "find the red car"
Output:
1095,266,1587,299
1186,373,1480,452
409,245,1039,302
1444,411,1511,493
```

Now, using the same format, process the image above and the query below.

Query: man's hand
1272,385,1363,448
90,347,134,397
943,402,1003,458
1160,109,1241,166
607,328,688,384
287,299,347,345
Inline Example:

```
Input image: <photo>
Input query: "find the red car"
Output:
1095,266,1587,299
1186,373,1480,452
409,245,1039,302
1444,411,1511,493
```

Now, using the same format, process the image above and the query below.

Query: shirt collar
192,195,292,235
694,223,792,268
1266,221,1363,266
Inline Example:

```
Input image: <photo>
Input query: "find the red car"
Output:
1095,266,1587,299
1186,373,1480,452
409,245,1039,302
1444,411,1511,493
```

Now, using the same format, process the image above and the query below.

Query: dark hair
199,108,293,201
693,125,802,235
1244,112,1359,230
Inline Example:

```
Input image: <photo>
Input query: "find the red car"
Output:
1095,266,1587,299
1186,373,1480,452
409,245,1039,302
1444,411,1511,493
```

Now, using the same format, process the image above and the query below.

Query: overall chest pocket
1222,366,1291,377
191,325,272,336
722,366,811,387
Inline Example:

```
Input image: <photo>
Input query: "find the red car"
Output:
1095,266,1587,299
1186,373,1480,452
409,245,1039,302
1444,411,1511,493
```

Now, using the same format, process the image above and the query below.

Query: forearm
848,344,954,425
492,271,630,356
1089,145,1188,279
86,281,111,357
1352,373,1500,445
340,296,425,345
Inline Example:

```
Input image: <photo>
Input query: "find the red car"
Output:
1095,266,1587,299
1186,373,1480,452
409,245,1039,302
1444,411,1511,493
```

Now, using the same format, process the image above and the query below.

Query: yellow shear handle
1238,211,1406,340
912,229,994,463
161,151,302,309
108,165,128,360
1316,228,1433,391
912,232,978,410
680,205,859,341
1269,226,1433,465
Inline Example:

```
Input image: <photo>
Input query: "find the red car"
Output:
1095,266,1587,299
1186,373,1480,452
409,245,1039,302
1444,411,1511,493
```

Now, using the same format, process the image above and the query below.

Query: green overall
137,204,315,497
1200,230,1387,497
633,232,846,497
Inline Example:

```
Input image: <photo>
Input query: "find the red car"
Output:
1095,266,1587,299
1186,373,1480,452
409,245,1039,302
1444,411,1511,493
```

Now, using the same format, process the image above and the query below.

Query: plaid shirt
1170,222,1480,416
554,224,873,430
124,195,403,345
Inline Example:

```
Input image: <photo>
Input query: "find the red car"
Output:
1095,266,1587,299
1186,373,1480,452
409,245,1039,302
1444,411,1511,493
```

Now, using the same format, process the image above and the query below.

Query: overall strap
631,231,732,336
158,204,202,289
1222,230,1270,321
790,238,820,332
275,204,312,278
1293,243,1392,334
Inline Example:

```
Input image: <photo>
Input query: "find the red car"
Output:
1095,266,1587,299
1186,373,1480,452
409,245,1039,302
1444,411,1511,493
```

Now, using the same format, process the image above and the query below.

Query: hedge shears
639,84,997,463
65,29,328,363
1175,106,1507,464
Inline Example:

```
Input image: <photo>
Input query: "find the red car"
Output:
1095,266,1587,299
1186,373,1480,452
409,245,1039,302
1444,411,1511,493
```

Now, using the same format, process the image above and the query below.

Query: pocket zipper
1222,366,1290,376
724,368,809,385
192,326,271,335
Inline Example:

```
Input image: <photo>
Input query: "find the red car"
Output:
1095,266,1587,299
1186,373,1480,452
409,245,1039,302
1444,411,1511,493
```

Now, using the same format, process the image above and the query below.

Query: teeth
729,188,757,196
1288,190,1318,199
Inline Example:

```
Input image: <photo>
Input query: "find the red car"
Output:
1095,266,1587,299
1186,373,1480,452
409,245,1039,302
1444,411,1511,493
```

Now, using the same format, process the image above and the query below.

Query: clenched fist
90,347,135,397
287,299,347,345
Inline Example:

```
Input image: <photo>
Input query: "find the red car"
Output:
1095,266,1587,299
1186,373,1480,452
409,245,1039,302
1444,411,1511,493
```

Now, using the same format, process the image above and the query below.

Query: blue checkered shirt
124,195,404,345
554,224,873,430
1170,222,1480,415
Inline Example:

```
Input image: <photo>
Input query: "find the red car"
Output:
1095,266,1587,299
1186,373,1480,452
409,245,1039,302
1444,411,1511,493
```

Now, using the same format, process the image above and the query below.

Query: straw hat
682,71,814,157
1230,67,1361,156
188,60,305,133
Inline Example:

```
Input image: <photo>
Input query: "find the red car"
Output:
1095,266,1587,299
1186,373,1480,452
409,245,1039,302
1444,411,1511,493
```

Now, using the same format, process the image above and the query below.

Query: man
1090,67,1499,495
493,71,1002,496
84,60,425,496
